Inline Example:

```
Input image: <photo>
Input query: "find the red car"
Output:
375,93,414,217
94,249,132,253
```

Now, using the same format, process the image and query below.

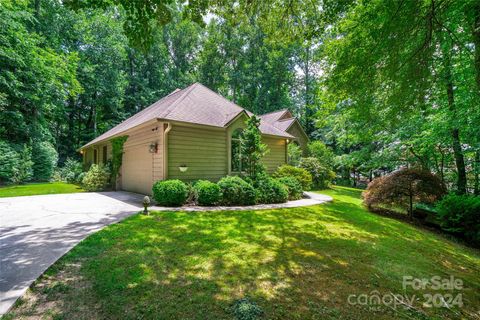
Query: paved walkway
150,192,332,211
0,191,332,315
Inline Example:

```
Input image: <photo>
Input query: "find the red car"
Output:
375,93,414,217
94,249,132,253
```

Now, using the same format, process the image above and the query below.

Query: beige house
81,83,309,195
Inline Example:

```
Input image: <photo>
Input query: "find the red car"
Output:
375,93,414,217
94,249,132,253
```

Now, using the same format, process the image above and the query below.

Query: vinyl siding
287,121,309,155
262,136,287,173
168,124,227,181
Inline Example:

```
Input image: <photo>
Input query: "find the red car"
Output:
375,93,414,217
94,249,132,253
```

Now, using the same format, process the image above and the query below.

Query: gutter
163,122,172,179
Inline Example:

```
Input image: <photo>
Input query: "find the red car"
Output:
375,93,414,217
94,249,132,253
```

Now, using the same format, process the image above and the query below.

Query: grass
6,186,480,319
0,182,84,198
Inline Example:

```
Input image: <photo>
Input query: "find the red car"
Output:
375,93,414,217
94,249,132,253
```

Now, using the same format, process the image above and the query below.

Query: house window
93,149,98,164
231,128,246,172
103,146,107,164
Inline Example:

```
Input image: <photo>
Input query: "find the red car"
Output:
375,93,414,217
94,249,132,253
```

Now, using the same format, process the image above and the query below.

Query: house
81,83,309,194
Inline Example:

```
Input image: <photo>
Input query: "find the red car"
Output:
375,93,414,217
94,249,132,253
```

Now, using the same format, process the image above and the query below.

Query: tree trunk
444,45,467,194
409,193,413,219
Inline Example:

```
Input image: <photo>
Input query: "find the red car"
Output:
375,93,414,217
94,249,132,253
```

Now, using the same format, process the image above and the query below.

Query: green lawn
0,182,84,198
7,187,480,320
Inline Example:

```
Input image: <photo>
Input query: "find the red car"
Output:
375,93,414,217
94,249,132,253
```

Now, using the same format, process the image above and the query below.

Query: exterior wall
167,123,227,181
82,142,111,168
262,136,287,173
287,121,309,155
226,113,287,175
121,123,164,195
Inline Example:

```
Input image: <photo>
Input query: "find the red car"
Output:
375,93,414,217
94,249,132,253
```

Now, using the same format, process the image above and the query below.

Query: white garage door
121,145,153,195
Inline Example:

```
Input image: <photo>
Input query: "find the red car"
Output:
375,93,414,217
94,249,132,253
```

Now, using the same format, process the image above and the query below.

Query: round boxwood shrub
273,165,312,190
217,176,256,206
194,180,222,206
82,164,111,191
152,179,188,206
278,176,303,200
256,177,288,204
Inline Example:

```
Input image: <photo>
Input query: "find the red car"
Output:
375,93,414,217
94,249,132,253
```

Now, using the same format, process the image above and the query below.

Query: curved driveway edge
0,192,143,316
0,191,332,316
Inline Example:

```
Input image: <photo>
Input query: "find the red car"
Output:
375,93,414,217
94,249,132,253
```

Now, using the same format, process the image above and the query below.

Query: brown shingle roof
82,83,292,148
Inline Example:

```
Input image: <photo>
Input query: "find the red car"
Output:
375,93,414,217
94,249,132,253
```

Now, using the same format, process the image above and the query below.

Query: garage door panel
122,145,153,195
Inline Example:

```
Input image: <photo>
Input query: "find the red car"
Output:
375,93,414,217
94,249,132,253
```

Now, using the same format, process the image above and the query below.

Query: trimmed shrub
256,177,288,204
278,176,303,200
152,179,188,206
363,168,446,217
32,141,58,181
0,140,19,183
218,176,256,206
436,193,480,246
273,165,312,190
57,158,83,183
82,164,111,191
299,157,336,189
194,180,222,206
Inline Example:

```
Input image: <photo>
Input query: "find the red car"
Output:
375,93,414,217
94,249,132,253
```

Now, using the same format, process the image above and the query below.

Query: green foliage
364,168,447,217
300,157,336,189
56,158,84,184
32,142,58,181
217,176,256,206
232,297,264,320
152,179,188,206
307,141,335,167
436,194,480,246
278,176,303,200
194,180,222,206
287,143,302,166
81,164,110,192
240,115,267,180
0,141,19,183
111,136,128,189
12,145,33,184
274,165,313,190
255,177,289,204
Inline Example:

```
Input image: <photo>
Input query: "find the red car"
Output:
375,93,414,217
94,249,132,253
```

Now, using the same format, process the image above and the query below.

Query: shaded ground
0,183,84,198
0,192,143,315
5,187,480,319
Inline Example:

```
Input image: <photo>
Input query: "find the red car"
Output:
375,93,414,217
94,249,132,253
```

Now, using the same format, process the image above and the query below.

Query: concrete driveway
0,192,143,315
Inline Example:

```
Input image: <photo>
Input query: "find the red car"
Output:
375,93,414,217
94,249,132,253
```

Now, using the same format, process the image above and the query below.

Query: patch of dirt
7,261,101,320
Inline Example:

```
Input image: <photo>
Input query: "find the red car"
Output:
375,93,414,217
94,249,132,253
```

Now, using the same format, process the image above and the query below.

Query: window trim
102,146,107,164
231,128,245,173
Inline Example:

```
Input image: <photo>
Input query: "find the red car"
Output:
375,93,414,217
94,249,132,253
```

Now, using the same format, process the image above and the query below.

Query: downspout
163,122,172,180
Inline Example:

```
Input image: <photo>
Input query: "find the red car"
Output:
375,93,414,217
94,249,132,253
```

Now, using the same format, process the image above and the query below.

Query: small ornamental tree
363,168,446,218
240,115,267,181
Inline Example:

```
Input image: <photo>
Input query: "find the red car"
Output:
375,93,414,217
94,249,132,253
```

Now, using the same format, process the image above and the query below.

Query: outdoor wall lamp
179,164,189,172
149,142,158,153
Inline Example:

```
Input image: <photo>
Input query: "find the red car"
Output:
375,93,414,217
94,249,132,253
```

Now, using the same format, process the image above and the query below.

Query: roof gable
82,83,292,148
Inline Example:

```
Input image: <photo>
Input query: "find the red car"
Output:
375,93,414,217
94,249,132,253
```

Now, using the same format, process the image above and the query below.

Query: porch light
179,165,188,172
149,142,158,153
